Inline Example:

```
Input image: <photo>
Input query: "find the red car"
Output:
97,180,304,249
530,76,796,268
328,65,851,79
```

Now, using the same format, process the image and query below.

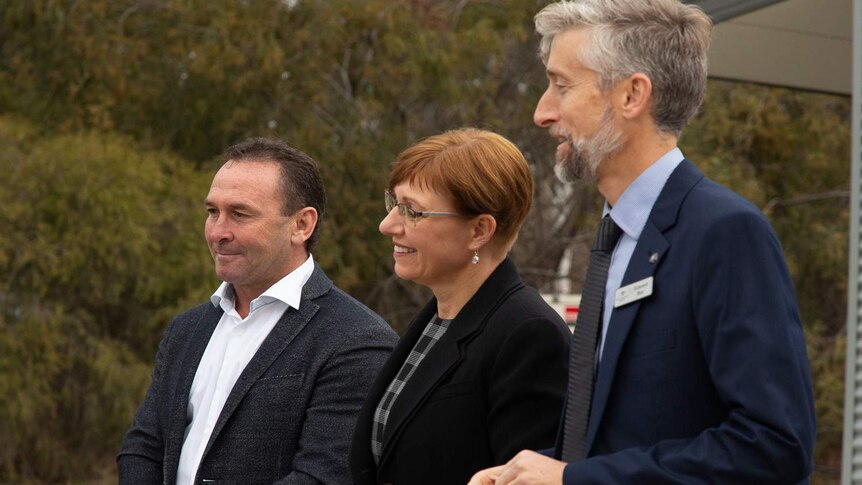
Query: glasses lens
401,205,416,221
385,190,395,212
385,190,420,223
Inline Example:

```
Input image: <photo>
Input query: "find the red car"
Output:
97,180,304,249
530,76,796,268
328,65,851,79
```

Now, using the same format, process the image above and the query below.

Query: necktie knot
593,215,623,253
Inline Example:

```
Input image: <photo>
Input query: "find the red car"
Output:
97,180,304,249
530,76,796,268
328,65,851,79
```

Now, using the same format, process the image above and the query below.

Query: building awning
690,0,852,95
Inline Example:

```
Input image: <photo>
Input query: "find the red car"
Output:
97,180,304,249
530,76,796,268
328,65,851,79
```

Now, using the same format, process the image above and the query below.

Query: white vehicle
540,293,581,333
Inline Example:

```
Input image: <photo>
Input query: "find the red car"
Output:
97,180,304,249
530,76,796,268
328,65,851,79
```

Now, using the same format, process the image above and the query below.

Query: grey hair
535,0,713,135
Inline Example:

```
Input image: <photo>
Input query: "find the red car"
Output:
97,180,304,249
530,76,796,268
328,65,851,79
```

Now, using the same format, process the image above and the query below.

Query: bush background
0,1,849,483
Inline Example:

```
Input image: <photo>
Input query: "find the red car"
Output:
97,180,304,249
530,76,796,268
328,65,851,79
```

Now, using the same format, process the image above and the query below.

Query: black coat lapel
378,258,524,467
349,294,433,483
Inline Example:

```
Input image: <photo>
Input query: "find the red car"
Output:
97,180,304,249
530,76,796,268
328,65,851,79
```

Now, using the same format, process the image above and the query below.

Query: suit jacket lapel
584,220,667,453
198,264,332,464
348,294,432,477
378,258,524,468
165,303,223,481
584,160,703,455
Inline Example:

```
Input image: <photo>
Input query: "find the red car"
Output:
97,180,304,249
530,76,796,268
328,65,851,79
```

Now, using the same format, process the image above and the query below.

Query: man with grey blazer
118,137,397,485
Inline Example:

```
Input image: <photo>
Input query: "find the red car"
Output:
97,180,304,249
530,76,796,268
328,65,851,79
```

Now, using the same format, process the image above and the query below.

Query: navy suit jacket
556,160,815,484
118,264,397,484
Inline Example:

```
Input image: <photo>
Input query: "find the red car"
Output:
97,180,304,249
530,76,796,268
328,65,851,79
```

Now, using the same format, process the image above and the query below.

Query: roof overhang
689,0,852,96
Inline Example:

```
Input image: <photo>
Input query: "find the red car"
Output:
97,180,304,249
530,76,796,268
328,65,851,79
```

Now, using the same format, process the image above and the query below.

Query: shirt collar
603,147,684,240
210,254,316,313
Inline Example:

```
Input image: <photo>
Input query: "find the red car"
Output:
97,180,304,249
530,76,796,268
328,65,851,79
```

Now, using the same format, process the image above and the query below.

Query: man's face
534,28,626,182
204,160,297,298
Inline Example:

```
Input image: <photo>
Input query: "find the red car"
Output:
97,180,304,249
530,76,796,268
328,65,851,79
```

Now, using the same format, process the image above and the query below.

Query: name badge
614,277,653,308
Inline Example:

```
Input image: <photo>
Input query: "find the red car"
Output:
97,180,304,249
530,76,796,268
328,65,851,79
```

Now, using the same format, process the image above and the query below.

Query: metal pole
841,0,862,482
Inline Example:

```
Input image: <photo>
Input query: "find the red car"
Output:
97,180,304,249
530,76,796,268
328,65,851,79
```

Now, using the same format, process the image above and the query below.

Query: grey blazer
118,264,397,485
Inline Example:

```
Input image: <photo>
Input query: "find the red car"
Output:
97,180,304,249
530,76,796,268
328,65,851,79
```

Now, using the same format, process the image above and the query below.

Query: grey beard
554,106,625,183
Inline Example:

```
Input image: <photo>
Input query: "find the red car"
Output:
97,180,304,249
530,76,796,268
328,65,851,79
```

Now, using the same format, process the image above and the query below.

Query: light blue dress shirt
598,148,684,360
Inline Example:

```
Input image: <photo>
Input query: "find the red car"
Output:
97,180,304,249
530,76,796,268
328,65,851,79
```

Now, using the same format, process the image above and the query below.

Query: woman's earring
471,251,479,265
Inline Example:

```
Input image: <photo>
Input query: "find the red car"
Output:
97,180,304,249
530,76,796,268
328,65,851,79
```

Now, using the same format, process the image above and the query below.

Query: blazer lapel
198,264,332,463
378,258,524,468
349,296,433,478
584,160,703,455
584,221,668,453
164,303,223,482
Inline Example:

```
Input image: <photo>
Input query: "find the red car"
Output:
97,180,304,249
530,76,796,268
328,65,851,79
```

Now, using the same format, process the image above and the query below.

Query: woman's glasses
384,190,459,225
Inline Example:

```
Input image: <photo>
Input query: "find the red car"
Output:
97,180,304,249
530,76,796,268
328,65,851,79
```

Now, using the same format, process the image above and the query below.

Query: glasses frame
384,190,459,225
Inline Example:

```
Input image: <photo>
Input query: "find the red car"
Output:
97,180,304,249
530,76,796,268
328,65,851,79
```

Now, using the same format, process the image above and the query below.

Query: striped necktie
561,214,623,462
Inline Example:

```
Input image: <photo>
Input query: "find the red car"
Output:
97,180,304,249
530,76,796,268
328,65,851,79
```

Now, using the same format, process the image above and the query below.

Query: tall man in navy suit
118,138,397,484
470,0,815,483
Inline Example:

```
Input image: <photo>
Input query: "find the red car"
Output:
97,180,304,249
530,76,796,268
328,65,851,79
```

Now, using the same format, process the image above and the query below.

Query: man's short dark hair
223,137,326,251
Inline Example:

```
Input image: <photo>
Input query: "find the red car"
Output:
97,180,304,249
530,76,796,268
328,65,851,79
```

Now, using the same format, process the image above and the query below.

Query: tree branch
762,190,849,215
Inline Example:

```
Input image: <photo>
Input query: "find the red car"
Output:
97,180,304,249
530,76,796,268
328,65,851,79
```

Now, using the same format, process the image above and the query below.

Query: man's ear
290,207,318,246
617,72,653,120
469,214,497,252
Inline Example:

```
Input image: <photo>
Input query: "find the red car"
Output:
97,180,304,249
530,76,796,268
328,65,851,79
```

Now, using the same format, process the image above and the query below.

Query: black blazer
350,258,570,485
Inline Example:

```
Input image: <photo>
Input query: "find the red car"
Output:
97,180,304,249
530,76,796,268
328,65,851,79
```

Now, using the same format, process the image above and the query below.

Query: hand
468,450,565,485
468,464,504,485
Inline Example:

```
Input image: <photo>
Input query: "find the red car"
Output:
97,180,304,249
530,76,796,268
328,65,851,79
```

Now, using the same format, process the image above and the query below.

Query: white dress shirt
599,148,683,360
176,254,315,485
